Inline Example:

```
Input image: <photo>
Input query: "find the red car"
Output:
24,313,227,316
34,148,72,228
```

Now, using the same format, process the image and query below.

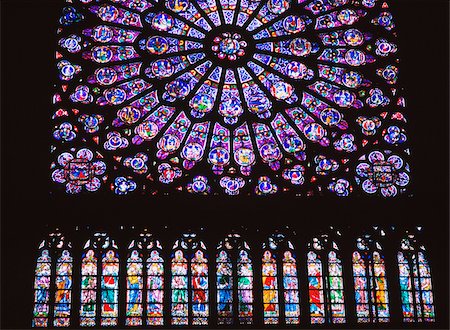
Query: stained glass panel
101,250,119,326
398,247,435,323
262,250,279,324
33,250,51,328
373,251,390,322
328,251,345,323
237,250,253,324
171,250,188,325
53,250,73,327
307,251,324,324
191,250,209,325
283,251,300,324
217,250,233,325
126,250,143,326
147,250,164,325
80,249,97,327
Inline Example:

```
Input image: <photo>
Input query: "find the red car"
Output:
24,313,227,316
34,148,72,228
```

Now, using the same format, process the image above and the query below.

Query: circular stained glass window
52,0,410,197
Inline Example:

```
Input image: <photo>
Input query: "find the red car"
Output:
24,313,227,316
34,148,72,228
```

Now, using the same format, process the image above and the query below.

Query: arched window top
173,232,207,251
103,249,119,262
129,232,162,251
401,237,418,251
397,231,435,322
216,250,231,262
308,230,342,253
83,232,118,250
33,231,73,328
149,250,164,262
193,249,207,262
127,250,142,262
36,249,51,263
307,250,320,261
217,233,250,251
283,250,296,262
38,231,72,250
262,232,295,251
173,249,187,263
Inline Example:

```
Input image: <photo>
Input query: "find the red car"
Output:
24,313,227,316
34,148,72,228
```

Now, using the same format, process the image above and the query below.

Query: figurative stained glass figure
237,250,254,325
217,251,233,324
53,250,73,327
147,249,164,325
191,250,209,325
80,249,97,327
283,251,301,325
262,250,279,324
126,250,144,326
101,250,120,326
33,250,52,328
171,250,188,325
52,0,411,197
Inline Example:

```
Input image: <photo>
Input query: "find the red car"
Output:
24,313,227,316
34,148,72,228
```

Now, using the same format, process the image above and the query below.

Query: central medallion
211,32,247,61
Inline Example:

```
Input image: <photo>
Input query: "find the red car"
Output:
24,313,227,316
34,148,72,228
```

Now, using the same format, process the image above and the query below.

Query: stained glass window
80,233,119,327
101,250,120,326
80,249,97,327
33,232,72,328
237,248,253,324
126,250,144,326
262,234,300,325
171,233,208,325
52,0,411,197
147,249,165,325
53,250,73,327
217,234,253,325
283,250,301,324
126,233,164,326
262,250,279,324
33,249,52,327
352,235,389,323
216,250,233,324
308,236,345,324
398,236,435,322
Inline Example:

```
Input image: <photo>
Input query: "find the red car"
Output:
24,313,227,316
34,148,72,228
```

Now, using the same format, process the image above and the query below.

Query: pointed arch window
80,233,119,327
308,235,345,324
171,233,209,325
217,234,253,325
126,233,164,326
398,234,435,322
262,233,300,325
33,232,72,328
352,235,390,323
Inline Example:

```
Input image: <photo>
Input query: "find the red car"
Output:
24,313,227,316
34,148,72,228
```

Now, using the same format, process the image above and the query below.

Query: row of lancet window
32,230,435,327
